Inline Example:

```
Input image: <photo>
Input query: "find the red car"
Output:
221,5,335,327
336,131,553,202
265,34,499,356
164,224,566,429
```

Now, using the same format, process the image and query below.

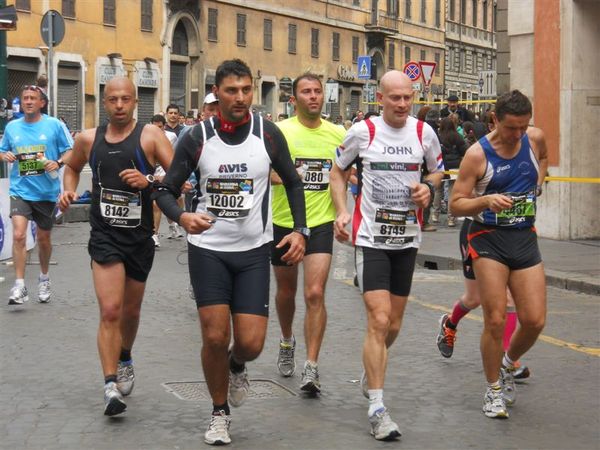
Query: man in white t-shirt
330,70,443,441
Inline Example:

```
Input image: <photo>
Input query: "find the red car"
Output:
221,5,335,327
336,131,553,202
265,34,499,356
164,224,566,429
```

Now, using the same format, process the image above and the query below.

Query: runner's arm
528,127,549,194
59,130,94,211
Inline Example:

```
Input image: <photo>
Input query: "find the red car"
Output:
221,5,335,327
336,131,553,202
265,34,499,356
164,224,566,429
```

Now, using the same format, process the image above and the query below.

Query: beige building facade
496,0,599,239
5,0,447,128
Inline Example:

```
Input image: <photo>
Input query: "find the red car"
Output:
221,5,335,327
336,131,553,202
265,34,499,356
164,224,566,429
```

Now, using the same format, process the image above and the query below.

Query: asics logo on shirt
219,163,248,173
496,164,511,173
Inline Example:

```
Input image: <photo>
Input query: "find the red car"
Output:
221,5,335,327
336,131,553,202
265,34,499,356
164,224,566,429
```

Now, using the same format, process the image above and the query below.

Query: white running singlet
335,116,443,250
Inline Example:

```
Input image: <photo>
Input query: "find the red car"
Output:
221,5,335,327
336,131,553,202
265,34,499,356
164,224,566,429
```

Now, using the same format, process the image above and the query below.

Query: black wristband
56,159,65,168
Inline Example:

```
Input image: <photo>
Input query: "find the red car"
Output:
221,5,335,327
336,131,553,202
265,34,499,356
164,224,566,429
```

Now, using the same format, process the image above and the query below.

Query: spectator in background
435,117,467,227
202,93,219,120
352,110,364,124
440,94,468,123
462,121,478,147
417,106,439,232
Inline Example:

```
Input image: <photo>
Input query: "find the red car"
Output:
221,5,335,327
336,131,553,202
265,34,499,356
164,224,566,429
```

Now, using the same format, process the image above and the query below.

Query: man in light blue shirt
0,84,73,305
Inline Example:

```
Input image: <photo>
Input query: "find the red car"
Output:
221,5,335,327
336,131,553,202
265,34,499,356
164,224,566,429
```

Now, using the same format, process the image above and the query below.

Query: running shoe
431,211,440,224
204,410,232,445
300,360,321,394
447,217,456,227
228,365,249,407
368,408,401,440
482,386,509,419
8,285,29,305
513,361,531,383
117,360,135,396
152,234,160,248
104,381,127,416
436,314,456,358
38,278,51,303
500,366,517,406
360,370,369,399
168,223,184,239
277,337,296,377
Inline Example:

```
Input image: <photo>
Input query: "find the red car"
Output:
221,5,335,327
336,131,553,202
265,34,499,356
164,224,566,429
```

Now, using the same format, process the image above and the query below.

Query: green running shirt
272,117,346,228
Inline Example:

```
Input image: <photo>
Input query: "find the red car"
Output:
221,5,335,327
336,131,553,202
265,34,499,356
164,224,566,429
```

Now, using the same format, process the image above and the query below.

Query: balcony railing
365,10,399,33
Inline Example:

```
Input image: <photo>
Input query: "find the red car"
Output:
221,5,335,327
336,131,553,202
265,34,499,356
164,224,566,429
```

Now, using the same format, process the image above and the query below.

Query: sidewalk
416,220,600,296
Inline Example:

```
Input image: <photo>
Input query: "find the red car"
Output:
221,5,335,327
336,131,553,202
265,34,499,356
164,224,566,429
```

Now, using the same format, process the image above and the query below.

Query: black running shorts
466,221,542,270
88,231,155,282
270,222,333,266
10,196,56,230
355,245,418,296
188,243,270,316
460,218,476,280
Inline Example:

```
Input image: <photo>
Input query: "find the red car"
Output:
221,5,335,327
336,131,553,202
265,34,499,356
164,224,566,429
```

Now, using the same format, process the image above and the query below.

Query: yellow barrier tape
443,170,600,183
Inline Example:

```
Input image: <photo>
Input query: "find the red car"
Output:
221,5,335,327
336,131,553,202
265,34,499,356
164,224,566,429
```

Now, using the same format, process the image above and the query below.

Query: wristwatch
293,227,311,241
145,174,155,187
423,180,435,204
56,159,65,168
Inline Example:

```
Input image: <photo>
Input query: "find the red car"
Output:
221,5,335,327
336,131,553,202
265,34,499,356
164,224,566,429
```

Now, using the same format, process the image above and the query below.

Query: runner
271,73,346,393
449,89,548,419
330,70,443,440
0,84,73,305
154,59,306,446
58,77,173,416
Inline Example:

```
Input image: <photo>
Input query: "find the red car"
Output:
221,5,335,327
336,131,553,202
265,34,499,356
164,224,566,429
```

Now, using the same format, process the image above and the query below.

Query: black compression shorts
355,246,418,296
460,218,476,280
188,243,270,316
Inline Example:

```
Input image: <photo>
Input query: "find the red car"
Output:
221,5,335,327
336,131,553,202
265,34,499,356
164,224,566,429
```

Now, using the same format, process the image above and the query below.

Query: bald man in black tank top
59,77,174,417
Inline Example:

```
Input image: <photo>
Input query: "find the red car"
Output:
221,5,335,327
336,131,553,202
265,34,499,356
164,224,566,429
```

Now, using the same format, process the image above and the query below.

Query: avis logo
219,163,248,173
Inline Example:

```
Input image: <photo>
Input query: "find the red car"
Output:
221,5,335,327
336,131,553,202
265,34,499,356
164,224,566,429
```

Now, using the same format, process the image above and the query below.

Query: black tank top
89,123,154,243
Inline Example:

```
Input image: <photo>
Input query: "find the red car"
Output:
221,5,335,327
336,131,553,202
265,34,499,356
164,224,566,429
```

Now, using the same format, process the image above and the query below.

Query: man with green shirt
271,73,346,394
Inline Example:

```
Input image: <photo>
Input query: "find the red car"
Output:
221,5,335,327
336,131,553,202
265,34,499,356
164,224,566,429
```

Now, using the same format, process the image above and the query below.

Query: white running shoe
104,381,127,416
38,279,51,303
300,360,321,394
277,337,296,377
117,361,135,396
369,408,401,440
8,285,29,305
483,386,509,418
204,410,232,445
152,234,160,248
228,366,249,407
500,366,517,406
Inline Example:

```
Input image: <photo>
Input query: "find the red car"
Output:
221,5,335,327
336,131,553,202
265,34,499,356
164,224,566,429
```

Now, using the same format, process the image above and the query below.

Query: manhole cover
162,379,297,401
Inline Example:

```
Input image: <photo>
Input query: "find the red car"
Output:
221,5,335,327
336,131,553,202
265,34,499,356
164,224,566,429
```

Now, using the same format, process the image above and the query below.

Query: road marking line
341,279,600,357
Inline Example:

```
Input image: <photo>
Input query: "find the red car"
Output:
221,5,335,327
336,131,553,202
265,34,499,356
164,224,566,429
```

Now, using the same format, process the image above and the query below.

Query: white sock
39,273,49,281
281,335,294,345
503,353,515,369
367,389,384,416
488,380,501,390
15,279,25,287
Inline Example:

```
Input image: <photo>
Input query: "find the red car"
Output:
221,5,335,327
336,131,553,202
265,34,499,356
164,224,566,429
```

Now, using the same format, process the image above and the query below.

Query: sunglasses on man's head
22,85,43,93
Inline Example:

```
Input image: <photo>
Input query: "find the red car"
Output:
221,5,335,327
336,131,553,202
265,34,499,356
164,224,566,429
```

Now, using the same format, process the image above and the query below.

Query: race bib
100,187,142,228
17,152,46,176
495,191,536,226
295,157,332,191
206,178,254,219
372,208,419,246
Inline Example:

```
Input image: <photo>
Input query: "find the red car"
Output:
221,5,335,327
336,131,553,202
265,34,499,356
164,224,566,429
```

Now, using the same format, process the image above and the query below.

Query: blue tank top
475,133,539,228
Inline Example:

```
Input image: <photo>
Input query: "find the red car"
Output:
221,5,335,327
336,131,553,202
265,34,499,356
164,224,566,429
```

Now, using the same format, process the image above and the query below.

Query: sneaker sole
372,429,401,441
38,297,51,303
300,381,321,394
8,296,29,305
104,397,127,416
483,410,509,419
204,436,231,446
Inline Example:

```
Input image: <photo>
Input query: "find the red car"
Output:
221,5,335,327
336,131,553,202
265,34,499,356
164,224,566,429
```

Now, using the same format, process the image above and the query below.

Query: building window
141,0,152,31
264,19,273,51
435,0,441,27
104,0,115,25
352,36,359,63
332,32,340,61
483,0,488,30
172,21,189,55
388,42,395,68
434,52,440,75
461,0,467,24
237,14,246,46
472,0,478,27
420,49,426,61
62,0,75,18
404,46,411,64
449,0,455,21
405,0,411,19
311,28,320,58
15,0,30,11
354,0,360,5
288,24,297,54
208,8,218,42
420,0,426,23
387,0,399,17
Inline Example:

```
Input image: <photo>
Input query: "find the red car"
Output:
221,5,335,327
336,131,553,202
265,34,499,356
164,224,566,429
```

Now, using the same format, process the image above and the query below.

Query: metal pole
47,10,54,116
0,0,8,132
